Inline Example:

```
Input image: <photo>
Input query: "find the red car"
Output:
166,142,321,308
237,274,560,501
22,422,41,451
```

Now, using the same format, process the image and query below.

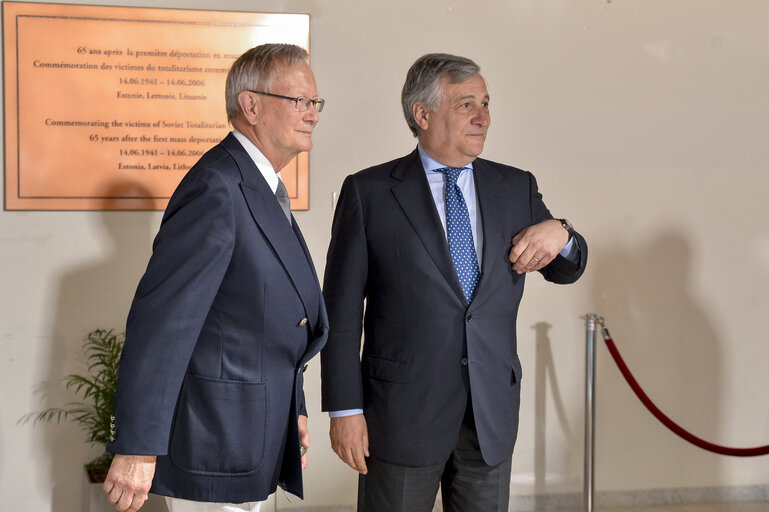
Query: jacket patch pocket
364,355,411,384
169,374,267,476
508,356,523,386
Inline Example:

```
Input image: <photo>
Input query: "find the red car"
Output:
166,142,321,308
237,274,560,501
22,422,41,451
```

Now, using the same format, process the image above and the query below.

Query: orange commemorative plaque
3,2,311,210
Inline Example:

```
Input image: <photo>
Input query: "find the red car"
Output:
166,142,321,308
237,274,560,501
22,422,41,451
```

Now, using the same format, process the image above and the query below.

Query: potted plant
23,328,124,483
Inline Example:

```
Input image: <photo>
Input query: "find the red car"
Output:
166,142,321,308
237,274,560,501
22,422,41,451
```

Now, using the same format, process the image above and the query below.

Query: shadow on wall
40,180,167,512
589,229,722,481
531,321,576,506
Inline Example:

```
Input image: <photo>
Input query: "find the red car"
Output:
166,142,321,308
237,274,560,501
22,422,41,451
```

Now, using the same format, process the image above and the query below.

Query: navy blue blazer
321,149,586,467
108,133,328,502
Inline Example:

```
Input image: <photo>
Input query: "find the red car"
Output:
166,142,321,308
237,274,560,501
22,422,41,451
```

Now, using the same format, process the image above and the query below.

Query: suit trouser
357,402,512,512
165,496,262,512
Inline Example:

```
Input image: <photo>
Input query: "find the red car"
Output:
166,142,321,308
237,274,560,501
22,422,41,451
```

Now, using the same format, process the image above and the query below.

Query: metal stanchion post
583,314,597,512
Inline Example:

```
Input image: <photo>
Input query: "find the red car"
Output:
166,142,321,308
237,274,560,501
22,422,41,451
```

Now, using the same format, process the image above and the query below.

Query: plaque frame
3,1,311,211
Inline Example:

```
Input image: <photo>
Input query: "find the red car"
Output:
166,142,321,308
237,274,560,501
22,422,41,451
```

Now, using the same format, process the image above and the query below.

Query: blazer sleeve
108,166,235,455
320,175,368,412
527,172,589,285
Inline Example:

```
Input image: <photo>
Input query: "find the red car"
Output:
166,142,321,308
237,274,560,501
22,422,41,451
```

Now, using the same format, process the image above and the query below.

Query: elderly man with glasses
103,43,328,512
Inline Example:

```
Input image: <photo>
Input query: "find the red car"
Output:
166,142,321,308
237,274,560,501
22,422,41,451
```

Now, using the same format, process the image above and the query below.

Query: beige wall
2,0,768,510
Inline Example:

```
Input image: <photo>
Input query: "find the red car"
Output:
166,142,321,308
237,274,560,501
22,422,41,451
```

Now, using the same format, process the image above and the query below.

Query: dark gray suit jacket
321,149,586,467
108,133,328,502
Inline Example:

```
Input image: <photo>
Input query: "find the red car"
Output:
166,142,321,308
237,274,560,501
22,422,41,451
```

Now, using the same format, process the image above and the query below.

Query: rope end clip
597,316,611,340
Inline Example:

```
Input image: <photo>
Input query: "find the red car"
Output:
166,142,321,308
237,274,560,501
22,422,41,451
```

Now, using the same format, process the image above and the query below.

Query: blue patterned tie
436,167,480,303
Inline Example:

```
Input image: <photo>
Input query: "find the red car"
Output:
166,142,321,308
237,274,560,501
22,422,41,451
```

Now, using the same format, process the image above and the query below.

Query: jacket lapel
473,158,506,297
221,134,321,328
292,221,329,365
391,149,468,304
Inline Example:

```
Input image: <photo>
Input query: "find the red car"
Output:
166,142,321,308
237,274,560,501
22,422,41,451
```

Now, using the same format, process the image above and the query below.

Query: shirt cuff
329,409,364,418
559,236,579,263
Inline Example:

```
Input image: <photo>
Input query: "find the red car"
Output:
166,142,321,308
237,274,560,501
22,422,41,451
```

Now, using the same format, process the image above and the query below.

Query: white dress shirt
232,129,283,193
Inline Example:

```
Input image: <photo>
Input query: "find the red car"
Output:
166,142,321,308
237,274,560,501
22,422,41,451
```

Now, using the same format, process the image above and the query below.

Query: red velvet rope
601,328,769,457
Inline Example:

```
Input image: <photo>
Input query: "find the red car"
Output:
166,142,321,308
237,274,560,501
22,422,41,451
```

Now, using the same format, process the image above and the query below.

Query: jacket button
298,318,308,326
466,314,472,321
460,357,468,366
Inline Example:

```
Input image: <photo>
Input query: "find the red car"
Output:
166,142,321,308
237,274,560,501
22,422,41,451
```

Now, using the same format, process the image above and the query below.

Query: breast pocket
169,374,267,476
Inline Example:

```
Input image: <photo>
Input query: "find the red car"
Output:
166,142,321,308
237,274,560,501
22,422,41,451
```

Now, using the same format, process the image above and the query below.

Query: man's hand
509,219,569,274
103,454,156,512
329,414,369,474
299,414,311,469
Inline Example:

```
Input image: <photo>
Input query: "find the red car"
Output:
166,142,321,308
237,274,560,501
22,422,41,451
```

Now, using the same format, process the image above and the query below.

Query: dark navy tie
436,167,480,302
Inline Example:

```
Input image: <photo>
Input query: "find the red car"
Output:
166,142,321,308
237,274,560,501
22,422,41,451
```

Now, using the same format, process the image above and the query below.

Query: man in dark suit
321,53,587,512
102,44,328,512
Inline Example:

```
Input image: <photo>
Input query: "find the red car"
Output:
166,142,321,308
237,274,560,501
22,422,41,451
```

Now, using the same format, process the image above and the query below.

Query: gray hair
401,53,481,137
225,44,309,122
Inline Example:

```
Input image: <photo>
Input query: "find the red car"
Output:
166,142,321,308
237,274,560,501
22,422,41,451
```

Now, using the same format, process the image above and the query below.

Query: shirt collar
232,129,280,193
417,144,474,173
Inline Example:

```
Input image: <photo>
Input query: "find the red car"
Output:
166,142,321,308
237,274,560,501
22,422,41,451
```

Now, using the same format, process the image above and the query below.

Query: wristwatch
558,218,574,239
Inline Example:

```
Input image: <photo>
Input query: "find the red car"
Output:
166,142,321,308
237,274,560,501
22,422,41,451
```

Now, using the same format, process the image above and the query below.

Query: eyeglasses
249,90,325,113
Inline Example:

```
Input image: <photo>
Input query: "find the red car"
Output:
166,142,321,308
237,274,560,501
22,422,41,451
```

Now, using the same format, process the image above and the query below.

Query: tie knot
436,167,466,184
275,179,289,198
274,179,292,222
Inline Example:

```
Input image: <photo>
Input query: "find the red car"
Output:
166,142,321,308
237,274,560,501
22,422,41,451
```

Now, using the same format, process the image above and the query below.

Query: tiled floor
551,503,769,512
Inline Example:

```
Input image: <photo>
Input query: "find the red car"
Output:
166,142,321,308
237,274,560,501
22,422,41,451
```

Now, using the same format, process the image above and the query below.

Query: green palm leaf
20,329,124,472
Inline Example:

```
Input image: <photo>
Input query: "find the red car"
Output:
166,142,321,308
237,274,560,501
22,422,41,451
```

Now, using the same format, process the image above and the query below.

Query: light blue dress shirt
419,146,484,266
329,147,579,418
